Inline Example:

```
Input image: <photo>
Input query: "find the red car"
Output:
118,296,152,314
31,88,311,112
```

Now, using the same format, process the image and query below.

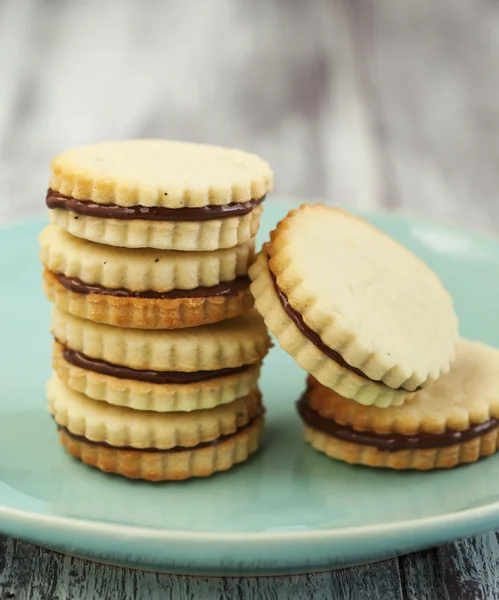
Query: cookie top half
250,204,459,405
306,339,499,435
48,139,273,208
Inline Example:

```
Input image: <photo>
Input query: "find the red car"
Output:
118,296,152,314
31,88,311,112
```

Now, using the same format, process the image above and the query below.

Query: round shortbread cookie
51,307,271,372
250,205,459,406
40,225,254,292
48,374,262,449
43,269,254,330
58,416,264,481
53,341,262,412
299,340,499,470
47,140,273,250
49,203,263,251
49,140,273,207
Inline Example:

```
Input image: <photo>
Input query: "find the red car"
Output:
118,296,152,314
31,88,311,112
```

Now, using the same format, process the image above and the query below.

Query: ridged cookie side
48,374,262,449
39,225,255,292
49,205,263,251
58,416,264,481
303,424,499,470
51,307,271,371
44,269,254,329
53,342,262,412
249,251,409,407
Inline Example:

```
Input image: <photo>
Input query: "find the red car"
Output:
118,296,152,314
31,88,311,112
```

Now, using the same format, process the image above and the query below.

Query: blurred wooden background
2,1,499,598
1,0,499,229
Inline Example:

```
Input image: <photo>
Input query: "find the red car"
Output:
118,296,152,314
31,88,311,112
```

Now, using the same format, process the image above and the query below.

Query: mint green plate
1,203,499,575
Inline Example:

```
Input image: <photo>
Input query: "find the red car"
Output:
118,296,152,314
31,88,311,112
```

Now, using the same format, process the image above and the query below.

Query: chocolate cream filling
269,265,417,392
55,272,250,299
61,345,250,384
297,395,499,451
57,409,264,453
46,189,265,221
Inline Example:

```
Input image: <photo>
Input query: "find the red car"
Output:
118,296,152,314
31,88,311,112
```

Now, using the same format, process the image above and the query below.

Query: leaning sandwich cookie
46,139,273,251
297,339,499,470
250,204,459,407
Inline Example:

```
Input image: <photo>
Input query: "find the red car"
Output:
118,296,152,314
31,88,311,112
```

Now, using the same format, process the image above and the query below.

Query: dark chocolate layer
55,273,250,299
57,410,263,453
269,265,417,392
46,189,265,221
297,395,499,451
61,345,250,384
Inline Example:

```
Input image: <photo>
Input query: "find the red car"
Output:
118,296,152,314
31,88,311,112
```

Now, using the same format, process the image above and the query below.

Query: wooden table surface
1,0,499,598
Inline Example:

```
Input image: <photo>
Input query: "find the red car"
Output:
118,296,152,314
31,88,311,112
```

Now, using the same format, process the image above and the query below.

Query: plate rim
1,491,499,542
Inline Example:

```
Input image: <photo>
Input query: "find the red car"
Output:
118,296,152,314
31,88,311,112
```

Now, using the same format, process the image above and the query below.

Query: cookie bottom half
58,416,264,481
303,424,499,470
49,203,263,251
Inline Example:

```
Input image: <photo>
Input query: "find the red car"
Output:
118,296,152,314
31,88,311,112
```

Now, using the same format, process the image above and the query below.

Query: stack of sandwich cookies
250,204,459,407
41,140,273,480
48,309,269,481
298,340,499,470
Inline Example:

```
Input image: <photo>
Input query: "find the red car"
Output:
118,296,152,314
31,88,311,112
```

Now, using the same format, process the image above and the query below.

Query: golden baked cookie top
48,139,273,208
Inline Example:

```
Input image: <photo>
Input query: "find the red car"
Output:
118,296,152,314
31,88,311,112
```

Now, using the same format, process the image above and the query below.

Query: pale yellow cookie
49,140,273,207
43,269,254,330
51,307,271,372
48,374,262,449
47,140,273,250
250,205,459,406
49,204,263,251
299,340,499,470
53,341,262,412
58,415,264,481
40,225,254,292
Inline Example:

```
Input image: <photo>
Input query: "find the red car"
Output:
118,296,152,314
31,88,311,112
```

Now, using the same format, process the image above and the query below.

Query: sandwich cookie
298,340,499,470
46,139,273,251
48,375,264,480
40,225,255,329
250,205,458,407
51,307,270,412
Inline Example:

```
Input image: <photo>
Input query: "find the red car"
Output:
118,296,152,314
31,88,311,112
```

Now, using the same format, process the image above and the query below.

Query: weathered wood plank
436,532,499,600
398,549,450,600
0,537,404,600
